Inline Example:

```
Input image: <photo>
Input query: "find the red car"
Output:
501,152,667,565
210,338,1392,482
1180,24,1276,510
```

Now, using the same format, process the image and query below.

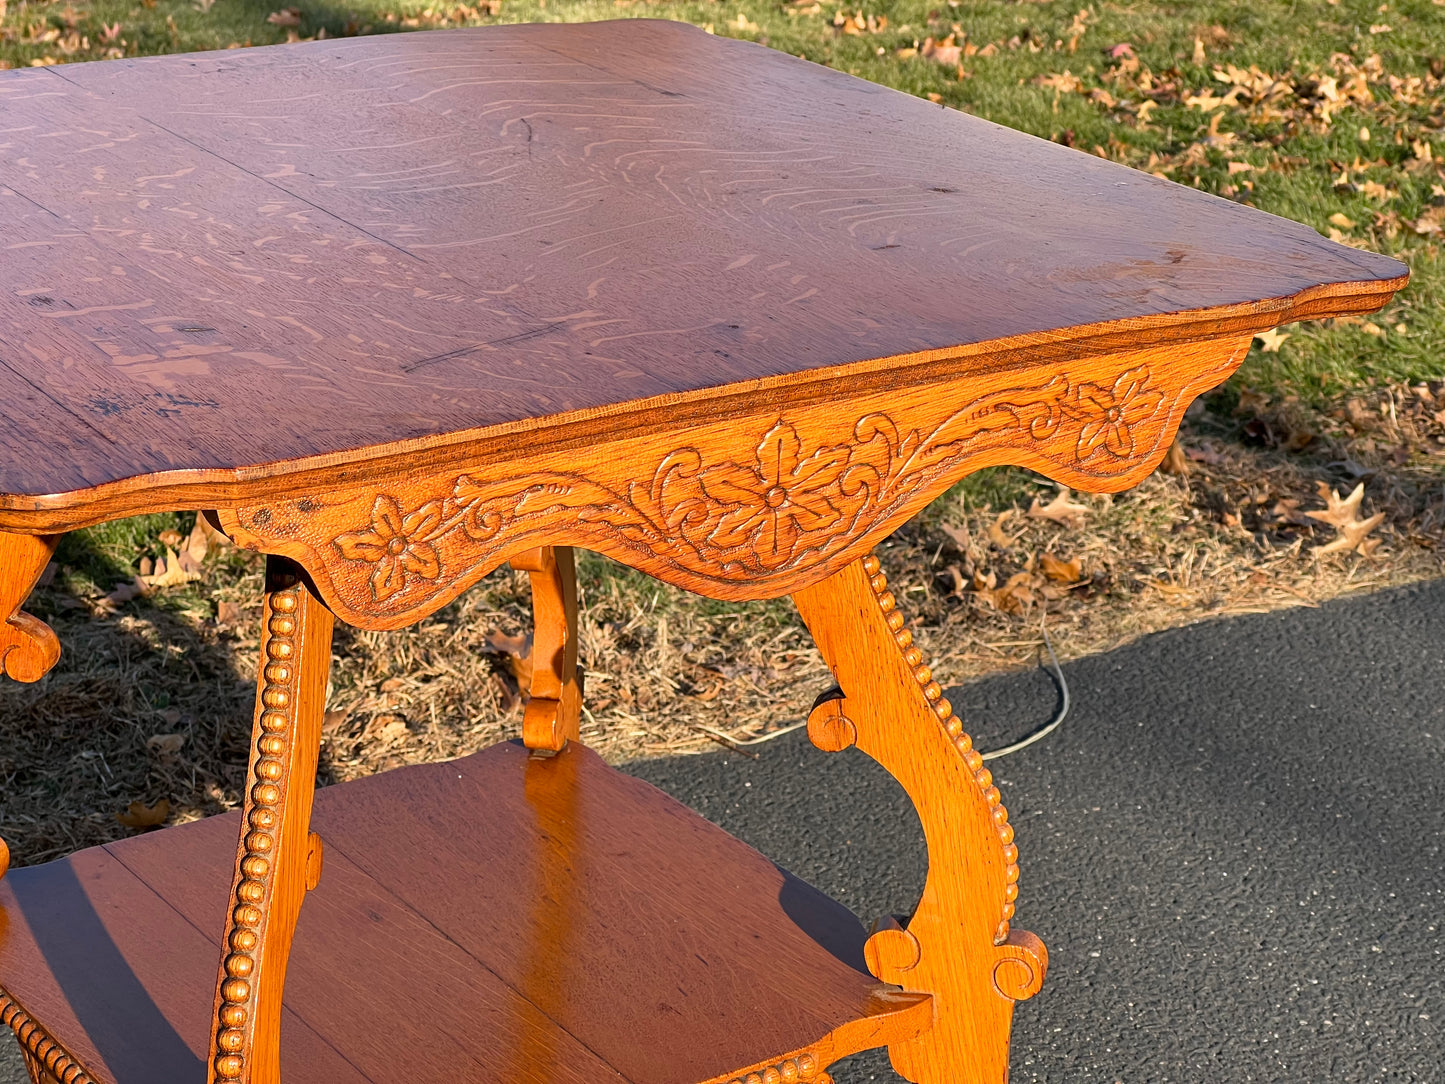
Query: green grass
4,0,1443,571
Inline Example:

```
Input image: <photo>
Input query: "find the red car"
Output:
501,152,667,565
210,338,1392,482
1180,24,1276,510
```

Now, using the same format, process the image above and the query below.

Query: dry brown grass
2,383,1441,867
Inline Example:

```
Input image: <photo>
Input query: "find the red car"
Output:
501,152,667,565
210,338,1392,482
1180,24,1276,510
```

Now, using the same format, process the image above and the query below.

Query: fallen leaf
184,519,210,563
266,7,301,27
1307,482,1386,557
971,569,1039,614
1328,212,1356,228
1027,489,1089,527
103,578,149,607
371,714,410,743
1254,327,1289,352
941,522,971,551
216,600,243,624
1159,438,1190,475
147,733,186,755
987,512,1023,548
1034,70,1083,93
144,547,200,588
158,528,183,548
922,35,963,66
941,563,967,596
1039,553,1083,583
117,798,170,829
1192,36,1206,64
486,629,533,686
322,709,349,733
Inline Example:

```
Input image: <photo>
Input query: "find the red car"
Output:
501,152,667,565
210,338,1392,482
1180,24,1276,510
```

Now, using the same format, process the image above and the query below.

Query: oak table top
0,20,1402,514
0,20,1408,1084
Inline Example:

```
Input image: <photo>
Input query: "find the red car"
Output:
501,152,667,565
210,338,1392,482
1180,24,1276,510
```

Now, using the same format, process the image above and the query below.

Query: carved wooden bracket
0,533,60,684
216,336,1247,625
793,554,1048,1084
511,546,582,753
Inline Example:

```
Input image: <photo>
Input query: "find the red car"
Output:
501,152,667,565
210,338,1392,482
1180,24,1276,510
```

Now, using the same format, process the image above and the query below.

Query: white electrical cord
979,618,1071,761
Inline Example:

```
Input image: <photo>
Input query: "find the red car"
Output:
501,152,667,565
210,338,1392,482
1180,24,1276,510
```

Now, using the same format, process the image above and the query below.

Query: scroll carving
0,533,61,684
219,337,1247,626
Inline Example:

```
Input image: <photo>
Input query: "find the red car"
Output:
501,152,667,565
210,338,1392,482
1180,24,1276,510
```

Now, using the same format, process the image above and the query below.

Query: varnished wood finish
512,546,581,752
0,21,1404,533
793,555,1047,1084
0,532,60,682
0,741,932,1083
209,558,333,1084
219,336,1249,628
0,20,1413,1084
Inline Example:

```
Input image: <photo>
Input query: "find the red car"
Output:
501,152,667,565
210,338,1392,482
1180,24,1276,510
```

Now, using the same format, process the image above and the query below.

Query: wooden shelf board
0,741,923,1083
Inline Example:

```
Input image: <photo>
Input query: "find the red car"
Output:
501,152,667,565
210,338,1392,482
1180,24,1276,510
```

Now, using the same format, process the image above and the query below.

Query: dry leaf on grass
116,798,170,829
143,547,201,589
101,578,150,609
988,512,1025,548
485,629,533,686
1307,481,1386,556
1039,553,1083,583
1159,438,1190,475
922,35,963,66
1253,327,1290,352
941,522,971,551
216,600,244,625
1027,488,1089,527
266,7,301,27
147,733,185,755
972,569,1039,614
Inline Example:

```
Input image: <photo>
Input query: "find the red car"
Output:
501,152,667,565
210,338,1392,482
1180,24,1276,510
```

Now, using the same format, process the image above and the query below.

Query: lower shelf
0,740,929,1083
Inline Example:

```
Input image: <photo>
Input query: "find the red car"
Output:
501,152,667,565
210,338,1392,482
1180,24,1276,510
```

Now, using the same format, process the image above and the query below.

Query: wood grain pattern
209,558,333,1084
793,555,1047,1084
512,546,582,752
217,336,1247,626
0,20,1405,530
319,740,930,1083
0,532,60,682
1,740,932,1083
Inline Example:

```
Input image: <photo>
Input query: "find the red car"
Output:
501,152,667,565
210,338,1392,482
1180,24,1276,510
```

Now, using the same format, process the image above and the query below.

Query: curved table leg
511,545,582,752
209,557,334,1084
791,554,1047,1084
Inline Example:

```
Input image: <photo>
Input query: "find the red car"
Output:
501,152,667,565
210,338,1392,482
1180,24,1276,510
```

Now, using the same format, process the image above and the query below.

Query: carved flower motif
698,421,850,569
335,495,443,601
1068,367,1164,458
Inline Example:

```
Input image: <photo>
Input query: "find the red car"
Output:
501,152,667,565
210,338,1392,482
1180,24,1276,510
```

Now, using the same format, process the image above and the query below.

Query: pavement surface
3,577,1441,1082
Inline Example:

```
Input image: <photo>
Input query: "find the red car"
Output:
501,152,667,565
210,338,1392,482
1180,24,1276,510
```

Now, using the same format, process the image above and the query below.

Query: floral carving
335,495,443,601
1065,368,1166,458
698,422,851,569
308,362,1191,611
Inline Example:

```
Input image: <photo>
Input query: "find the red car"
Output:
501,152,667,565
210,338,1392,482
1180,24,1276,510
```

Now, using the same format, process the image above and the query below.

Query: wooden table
0,21,1406,1084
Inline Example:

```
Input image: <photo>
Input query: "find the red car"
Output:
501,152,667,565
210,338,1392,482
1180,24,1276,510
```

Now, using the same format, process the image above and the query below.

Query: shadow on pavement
625,578,1445,1084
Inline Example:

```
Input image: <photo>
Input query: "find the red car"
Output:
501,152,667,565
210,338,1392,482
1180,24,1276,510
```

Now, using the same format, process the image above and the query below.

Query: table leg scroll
0,532,60,685
511,545,582,752
791,555,1047,1084
209,557,334,1084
